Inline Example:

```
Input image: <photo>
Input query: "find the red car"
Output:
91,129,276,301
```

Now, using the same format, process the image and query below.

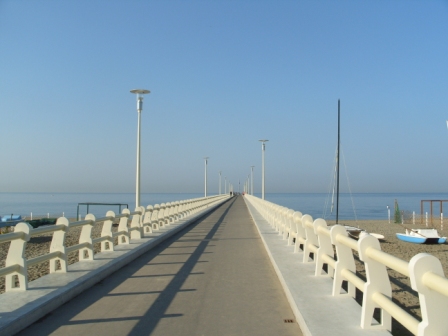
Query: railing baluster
79,214,95,261
49,217,69,273
5,223,30,291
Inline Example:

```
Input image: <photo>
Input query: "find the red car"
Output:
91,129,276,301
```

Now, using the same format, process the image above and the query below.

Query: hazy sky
1,0,447,194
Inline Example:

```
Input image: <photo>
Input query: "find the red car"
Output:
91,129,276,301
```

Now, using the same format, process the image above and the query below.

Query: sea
1,192,448,221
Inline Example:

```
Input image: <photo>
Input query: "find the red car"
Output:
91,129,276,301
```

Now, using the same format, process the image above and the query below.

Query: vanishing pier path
19,196,302,335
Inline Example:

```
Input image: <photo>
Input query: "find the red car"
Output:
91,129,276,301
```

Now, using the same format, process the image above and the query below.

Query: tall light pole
259,140,268,200
204,157,209,197
250,166,254,195
130,89,150,208
225,176,227,194
219,171,222,195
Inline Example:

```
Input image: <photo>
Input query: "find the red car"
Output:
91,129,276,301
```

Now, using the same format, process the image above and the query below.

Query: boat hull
396,233,446,244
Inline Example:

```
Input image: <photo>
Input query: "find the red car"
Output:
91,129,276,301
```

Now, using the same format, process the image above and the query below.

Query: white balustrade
244,194,448,336
0,194,229,293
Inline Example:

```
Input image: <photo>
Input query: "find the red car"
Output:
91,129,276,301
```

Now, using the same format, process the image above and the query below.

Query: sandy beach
1,219,447,336
328,219,448,336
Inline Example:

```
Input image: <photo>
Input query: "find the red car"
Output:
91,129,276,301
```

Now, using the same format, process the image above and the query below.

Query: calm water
259,193,448,220
0,193,203,219
1,192,447,220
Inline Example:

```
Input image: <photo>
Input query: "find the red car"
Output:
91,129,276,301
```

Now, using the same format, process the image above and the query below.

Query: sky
1,0,448,194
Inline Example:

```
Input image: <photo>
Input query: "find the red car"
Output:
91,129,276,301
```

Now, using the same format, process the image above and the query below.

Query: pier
1,194,448,335
17,196,300,335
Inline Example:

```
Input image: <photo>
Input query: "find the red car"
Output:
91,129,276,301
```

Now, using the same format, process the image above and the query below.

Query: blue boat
0,215,25,228
1,215,23,222
396,229,447,244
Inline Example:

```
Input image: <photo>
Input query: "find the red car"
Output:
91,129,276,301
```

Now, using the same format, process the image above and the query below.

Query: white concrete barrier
244,194,448,336
0,194,230,293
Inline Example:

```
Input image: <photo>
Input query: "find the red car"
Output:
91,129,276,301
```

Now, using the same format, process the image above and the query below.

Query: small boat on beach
396,229,446,244
0,215,24,228
344,225,385,241
345,226,365,239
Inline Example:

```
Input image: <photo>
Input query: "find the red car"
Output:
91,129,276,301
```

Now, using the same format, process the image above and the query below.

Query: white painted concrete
244,197,391,336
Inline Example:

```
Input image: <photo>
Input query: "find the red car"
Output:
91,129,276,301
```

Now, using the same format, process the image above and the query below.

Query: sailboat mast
336,99,340,224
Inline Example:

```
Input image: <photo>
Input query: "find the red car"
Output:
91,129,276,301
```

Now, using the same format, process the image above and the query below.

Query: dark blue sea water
1,192,447,220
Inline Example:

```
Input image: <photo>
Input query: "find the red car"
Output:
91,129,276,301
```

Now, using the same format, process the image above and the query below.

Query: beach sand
1,219,447,335
327,219,448,336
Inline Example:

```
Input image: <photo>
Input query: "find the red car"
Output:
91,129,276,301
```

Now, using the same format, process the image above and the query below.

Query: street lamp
130,89,150,208
259,140,268,200
225,176,227,194
219,171,222,195
204,157,209,197
250,166,254,195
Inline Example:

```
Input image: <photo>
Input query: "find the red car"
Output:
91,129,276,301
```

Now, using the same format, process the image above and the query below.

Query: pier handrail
244,194,448,336
0,194,230,292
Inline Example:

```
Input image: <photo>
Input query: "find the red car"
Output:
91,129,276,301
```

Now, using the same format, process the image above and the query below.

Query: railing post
330,225,356,297
281,208,291,240
117,209,130,244
173,201,180,221
5,222,31,291
178,201,185,218
293,212,305,253
138,206,145,228
143,205,153,234
302,215,317,263
409,253,448,336
314,218,334,277
164,202,172,225
285,209,295,242
158,203,166,228
152,205,160,230
79,214,95,261
288,211,301,246
358,234,392,330
130,208,142,239
275,205,282,232
49,217,69,273
101,211,115,252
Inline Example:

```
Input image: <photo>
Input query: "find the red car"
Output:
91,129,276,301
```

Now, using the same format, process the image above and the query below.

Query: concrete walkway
18,196,302,335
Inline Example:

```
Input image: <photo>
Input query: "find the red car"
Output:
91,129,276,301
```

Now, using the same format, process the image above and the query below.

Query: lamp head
130,89,150,111
130,89,150,95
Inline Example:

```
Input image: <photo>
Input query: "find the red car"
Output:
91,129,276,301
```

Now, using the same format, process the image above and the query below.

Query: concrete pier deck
18,196,302,335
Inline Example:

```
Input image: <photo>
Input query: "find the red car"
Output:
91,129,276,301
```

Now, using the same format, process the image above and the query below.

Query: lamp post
225,176,227,194
250,166,254,195
219,171,222,195
247,175,250,195
204,157,209,197
259,139,268,200
130,89,150,208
